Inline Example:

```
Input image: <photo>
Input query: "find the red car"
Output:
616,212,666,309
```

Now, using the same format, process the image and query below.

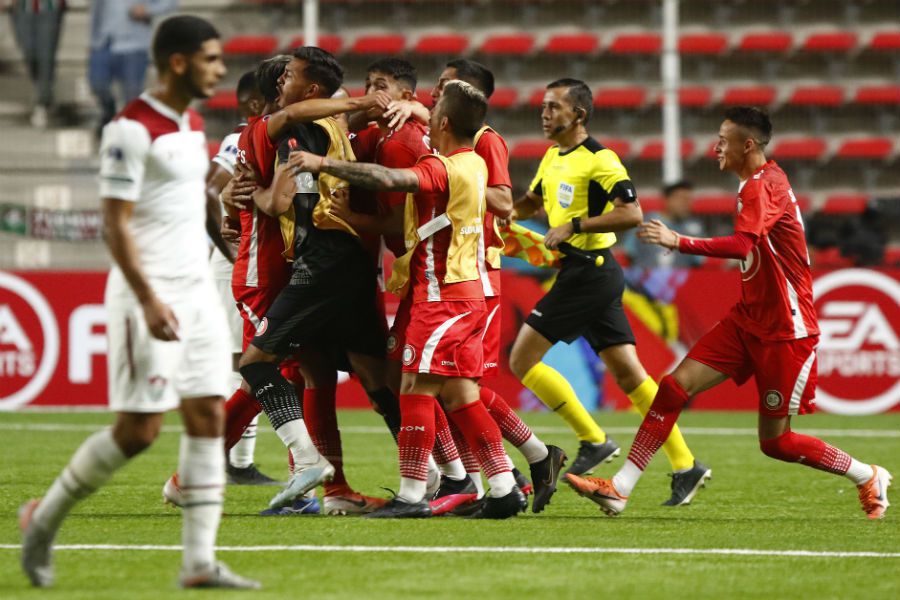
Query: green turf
1,410,898,599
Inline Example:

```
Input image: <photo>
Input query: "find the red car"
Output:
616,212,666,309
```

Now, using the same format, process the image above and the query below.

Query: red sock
448,401,509,478
224,388,261,450
627,375,689,470
398,394,436,481
303,385,348,492
760,430,852,475
480,386,532,447
432,400,461,465
449,419,480,474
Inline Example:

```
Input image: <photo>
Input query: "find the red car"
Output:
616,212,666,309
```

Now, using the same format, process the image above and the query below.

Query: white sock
398,477,426,503
845,459,875,485
438,458,467,481
612,459,643,497
180,435,225,573
468,471,485,499
32,428,127,534
518,434,549,464
229,415,259,469
506,455,515,470
274,419,320,470
487,471,516,498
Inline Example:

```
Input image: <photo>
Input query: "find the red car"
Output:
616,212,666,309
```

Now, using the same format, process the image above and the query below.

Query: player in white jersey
19,16,260,590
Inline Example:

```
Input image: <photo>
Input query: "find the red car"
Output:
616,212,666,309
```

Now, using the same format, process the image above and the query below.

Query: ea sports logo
0,272,60,409
814,269,900,415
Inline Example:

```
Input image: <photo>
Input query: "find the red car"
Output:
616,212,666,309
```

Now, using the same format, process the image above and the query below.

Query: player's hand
288,151,326,175
543,222,574,250
360,90,393,113
638,219,679,250
221,217,241,244
384,100,418,131
224,170,258,212
141,296,180,341
327,187,352,222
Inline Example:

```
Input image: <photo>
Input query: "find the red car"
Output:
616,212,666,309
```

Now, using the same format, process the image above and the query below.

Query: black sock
367,387,401,442
239,362,303,429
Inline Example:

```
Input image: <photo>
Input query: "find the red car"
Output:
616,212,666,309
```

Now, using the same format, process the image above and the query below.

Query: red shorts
232,285,279,351
481,295,501,378
688,315,819,416
402,300,486,378
387,295,412,361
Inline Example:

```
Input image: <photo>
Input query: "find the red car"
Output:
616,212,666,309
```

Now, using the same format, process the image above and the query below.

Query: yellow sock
627,377,695,471
523,362,605,443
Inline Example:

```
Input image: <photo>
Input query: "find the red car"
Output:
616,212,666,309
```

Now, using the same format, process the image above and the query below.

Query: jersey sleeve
592,149,637,203
98,118,151,202
734,180,771,237
409,155,449,194
476,131,512,189
378,138,421,208
211,132,241,175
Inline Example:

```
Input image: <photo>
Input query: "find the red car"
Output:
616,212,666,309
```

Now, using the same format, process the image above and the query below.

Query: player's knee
113,419,161,457
239,361,279,391
759,431,798,463
509,349,537,380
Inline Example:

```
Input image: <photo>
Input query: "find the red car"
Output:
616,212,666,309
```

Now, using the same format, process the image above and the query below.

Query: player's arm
383,99,430,130
513,189,542,221
328,190,404,236
638,219,758,259
290,151,420,192
252,161,295,217
265,91,392,141
204,163,235,263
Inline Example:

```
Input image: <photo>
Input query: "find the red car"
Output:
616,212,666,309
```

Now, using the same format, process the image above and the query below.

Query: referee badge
557,181,575,208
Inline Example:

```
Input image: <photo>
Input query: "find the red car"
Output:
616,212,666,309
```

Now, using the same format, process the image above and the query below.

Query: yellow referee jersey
529,136,636,250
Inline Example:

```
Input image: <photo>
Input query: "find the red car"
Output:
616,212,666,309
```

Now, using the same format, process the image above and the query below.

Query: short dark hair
547,78,594,125
152,15,220,73
438,80,487,139
723,106,773,148
367,57,417,92
663,180,693,197
236,70,260,103
445,59,494,99
255,55,291,103
292,46,344,97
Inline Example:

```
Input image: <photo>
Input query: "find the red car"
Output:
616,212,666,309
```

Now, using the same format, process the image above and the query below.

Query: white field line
0,422,898,438
0,543,897,559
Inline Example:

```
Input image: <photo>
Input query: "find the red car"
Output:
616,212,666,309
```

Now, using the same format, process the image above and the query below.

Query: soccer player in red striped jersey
567,107,892,520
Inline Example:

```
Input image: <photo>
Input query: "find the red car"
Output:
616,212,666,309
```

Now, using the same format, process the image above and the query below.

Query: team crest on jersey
401,344,416,366
557,182,575,208
256,318,268,335
386,334,399,354
148,375,168,400
764,390,784,411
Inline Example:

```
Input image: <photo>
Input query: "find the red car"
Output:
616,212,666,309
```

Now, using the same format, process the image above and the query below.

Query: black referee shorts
525,248,636,353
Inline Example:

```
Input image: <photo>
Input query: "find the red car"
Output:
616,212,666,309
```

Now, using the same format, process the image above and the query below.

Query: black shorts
251,250,385,359
525,248,635,353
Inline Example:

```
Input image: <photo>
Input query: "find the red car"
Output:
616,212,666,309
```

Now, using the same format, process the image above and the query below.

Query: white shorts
214,276,243,355
105,273,231,413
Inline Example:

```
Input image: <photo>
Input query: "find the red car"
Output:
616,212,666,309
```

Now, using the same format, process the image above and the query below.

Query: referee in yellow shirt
510,78,710,507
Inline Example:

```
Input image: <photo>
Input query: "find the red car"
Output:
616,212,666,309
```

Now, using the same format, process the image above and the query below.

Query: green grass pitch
1,409,898,599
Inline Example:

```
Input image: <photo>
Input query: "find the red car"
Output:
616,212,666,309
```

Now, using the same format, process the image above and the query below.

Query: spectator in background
625,180,705,268
88,0,177,134
6,0,67,129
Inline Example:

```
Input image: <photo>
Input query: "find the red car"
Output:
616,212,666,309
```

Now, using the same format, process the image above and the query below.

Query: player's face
715,119,749,174
365,71,407,119
431,67,457,104
184,39,226,99
540,87,576,141
428,99,447,150
279,58,318,107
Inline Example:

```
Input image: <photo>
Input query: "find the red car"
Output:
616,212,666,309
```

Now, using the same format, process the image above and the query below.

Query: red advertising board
2,268,899,414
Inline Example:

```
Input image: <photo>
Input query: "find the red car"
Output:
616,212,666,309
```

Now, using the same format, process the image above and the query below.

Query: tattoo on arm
324,159,419,192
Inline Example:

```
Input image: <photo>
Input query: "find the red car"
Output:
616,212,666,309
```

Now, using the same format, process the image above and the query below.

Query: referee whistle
558,243,605,267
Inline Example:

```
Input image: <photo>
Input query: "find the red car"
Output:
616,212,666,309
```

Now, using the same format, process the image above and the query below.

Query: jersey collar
140,92,192,130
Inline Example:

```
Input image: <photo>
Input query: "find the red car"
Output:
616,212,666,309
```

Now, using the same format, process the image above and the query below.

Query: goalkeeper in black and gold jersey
509,78,711,506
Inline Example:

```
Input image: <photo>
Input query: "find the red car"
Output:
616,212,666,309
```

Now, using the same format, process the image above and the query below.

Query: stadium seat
205,91,238,111
415,89,434,108
868,32,900,51
207,140,221,160
608,33,661,54
488,87,519,109
883,245,900,266
599,138,631,159
794,194,812,213
527,88,546,107
835,138,893,160
478,33,535,55
771,138,827,160
638,139,694,161
544,33,600,54
737,31,793,53
288,35,343,54
678,86,713,108
854,85,900,105
812,247,854,268
350,34,406,55
802,32,858,52
223,35,279,55
678,33,728,55
788,85,844,107
722,85,776,106
413,34,469,55
593,87,647,109
637,194,664,213
821,194,868,214
510,139,553,160
691,194,735,215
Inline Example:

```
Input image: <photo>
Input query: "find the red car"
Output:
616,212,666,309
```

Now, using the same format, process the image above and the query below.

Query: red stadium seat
415,89,434,108
703,139,718,159
802,32,858,52
350,34,406,55
692,194,735,215
478,33,535,55
868,32,900,51
527,88,546,107
854,85,900,105
638,139,695,160
737,31,793,53
771,138,827,160
599,138,631,159
812,247,854,268
207,140,221,160
223,35,279,55
678,33,728,55
787,85,845,107
794,194,812,213
822,194,868,214
205,91,238,111
608,33,661,54
288,35,343,54
544,33,599,54
413,34,469,55
637,195,664,213
593,87,647,109
344,86,366,98
835,138,893,160
488,87,519,109
883,245,900,266
678,86,713,107
510,139,553,160
722,85,776,106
